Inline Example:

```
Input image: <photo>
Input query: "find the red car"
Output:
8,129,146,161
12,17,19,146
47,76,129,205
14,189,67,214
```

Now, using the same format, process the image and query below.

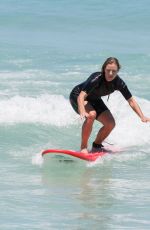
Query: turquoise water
0,1,150,229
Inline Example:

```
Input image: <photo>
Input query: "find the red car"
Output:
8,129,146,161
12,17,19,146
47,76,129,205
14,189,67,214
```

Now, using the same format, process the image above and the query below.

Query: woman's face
104,63,118,82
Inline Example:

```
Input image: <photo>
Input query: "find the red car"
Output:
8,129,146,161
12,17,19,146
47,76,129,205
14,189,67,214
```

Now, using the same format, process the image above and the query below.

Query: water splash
32,153,44,166
0,94,77,126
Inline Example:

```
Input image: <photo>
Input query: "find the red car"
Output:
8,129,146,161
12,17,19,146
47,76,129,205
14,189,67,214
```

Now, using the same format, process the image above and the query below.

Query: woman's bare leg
94,110,115,145
80,103,96,153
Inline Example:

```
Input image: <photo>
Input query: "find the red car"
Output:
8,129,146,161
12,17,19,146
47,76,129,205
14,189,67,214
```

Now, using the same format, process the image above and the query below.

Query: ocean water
0,1,150,229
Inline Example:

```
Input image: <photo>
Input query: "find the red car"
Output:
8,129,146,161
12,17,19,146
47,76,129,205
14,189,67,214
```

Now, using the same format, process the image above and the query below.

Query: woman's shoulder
90,71,102,77
114,75,128,88
88,71,102,81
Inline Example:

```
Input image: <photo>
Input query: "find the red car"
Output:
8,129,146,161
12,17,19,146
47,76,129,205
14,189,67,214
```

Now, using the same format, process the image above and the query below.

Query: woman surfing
70,57,150,154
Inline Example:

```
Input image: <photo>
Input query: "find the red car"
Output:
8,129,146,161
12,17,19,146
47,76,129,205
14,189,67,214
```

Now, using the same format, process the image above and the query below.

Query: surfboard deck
42,148,111,161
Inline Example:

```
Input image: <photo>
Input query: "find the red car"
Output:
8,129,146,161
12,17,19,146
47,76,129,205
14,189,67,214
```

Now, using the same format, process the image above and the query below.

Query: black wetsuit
70,72,132,117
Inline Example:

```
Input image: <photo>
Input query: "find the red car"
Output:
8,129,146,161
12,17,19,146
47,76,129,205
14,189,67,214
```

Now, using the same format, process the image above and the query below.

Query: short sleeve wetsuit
70,72,132,118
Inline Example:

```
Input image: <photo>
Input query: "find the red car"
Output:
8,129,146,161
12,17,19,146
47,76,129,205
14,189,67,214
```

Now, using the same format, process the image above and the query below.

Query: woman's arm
77,91,88,119
128,97,150,122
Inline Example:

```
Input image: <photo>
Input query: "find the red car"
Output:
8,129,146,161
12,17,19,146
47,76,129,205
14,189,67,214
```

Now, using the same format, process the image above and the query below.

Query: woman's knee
106,118,116,130
97,110,115,130
87,111,97,121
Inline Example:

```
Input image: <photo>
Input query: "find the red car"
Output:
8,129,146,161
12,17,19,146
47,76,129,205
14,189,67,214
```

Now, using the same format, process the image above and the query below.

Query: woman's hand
77,91,88,121
141,116,150,122
80,111,89,120
128,97,150,123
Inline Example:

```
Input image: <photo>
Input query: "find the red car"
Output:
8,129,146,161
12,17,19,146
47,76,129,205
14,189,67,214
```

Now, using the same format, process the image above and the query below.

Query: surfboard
42,149,109,161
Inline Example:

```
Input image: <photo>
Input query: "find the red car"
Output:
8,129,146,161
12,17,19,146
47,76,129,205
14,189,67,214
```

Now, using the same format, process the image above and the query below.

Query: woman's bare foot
80,148,88,154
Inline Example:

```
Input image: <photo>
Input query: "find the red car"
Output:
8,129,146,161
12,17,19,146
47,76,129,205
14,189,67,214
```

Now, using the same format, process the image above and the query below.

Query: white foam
102,92,150,147
86,150,148,167
0,90,149,148
0,94,77,126
32,153,44,166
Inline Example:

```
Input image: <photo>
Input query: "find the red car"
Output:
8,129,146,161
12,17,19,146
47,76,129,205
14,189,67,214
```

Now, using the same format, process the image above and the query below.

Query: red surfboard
42,149,108,161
